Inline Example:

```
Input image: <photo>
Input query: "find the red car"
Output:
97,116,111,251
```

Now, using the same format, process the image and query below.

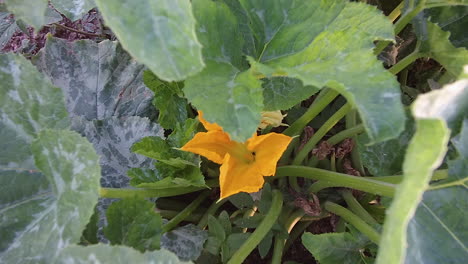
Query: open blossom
181,111,292,199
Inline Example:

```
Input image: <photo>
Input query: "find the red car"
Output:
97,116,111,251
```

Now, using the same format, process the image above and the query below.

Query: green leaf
405,118,468,263
375,77,468,263
208,215,226,242
80,208,99,245
419,21,468,78
104,198,163,252
161,224,208,262
258,231,273,259
228,192,254,209
34,37,155,120
186,0,263,141
132,136,195,168
94,0,204,81
71,117,164,188
262,77,319,111
358,114,415,176
50,0,94,21
302,232,370,264
0,129,101,263
57,245,186,264
143,70,188,130
4,0,48,29
246,0,404,144
0,54,68,169
0,10,18,50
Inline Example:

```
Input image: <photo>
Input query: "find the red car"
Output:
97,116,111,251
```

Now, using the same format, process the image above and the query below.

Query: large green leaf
358,114,415,176
302,232,370,264
262,77,319,111
50,0,95,21
4,0,48,29
143,70,188,130
405,118,468,263
0,8,18,50
0,54,68,168
186,0,263,141
161,224,208,262
246,0,404,144
57,244,186,264
71,116,164,188
94,0,204,82
34,37,155,120
104,198,163,252
419,21,468,78
0,130,101,263
376,77,468,264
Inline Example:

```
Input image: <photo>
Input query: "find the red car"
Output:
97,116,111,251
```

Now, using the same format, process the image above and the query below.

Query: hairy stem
341,190,379,226
228,190,283,264
324,202,380,244
276,166,396,197
271,209,305,264
327,124,365,145
198,198,228,229
293,103,352,165
388,50,423,75
163,191,210,232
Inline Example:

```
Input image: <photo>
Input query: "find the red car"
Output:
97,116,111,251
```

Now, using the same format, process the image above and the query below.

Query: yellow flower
259,110,288,129
181,111,292,199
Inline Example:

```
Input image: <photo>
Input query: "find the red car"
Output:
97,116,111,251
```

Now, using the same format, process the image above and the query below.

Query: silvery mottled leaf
51,0,95,21
262,77,319,111
71,116,164,188
0,9,18,50
4,0,48,29
0,54,68,169
0,129,101,264
58,245,186,264
161,224,208,261
34,37,155,120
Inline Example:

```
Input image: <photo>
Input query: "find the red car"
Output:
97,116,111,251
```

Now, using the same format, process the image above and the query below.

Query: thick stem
327,124,365,145
163,191,210,232
293,103,352,165
271,209,306,264
388,50,424,75
283,89,339,137
341,190,379,227
324,202,380,244
228,190,283,264
198,198,228,229
156,209,203,223
345,110,365,175
276,166,396,197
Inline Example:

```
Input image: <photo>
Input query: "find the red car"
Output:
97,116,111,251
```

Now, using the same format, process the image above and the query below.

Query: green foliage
104,198,163,251
143,70,189,130
4,0,48,29
161,224,208,262
50,0,94,21
302,232,370,264
94,0,204,81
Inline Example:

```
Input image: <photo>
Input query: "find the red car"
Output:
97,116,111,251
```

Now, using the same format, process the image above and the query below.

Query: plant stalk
163,191,210,232
324,201,380,244
228,190,283,264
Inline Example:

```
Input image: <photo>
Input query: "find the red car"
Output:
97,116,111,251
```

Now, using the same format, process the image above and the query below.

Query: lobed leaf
161,224,208,262
34,37,155,120
4,0,48,29
0,8,18,51
94,0,204,82
376,76,468,264
50,0,95,21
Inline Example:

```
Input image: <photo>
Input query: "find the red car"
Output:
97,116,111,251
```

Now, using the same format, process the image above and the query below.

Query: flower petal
219,154,265,199
198,111,223,132
181,130,234,164
247,133,292,176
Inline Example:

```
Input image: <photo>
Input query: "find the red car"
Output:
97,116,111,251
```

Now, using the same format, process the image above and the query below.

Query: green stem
308,169,448,193
324,202,380,244
327,124,365,145
276,166,396,197
198,198,228,229
100,179,218,199
341,190,379,227
374,2,425,55
163,191,210,232
271,209,306,264
346,110,365,175
388,50,423,75
388,1,404,22
242,206,258,233
293,103,352,165
156,209,203,222
228,190,283,264
283,89,339,137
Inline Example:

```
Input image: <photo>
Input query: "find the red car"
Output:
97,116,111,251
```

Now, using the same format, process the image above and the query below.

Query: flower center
228,142,255,164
